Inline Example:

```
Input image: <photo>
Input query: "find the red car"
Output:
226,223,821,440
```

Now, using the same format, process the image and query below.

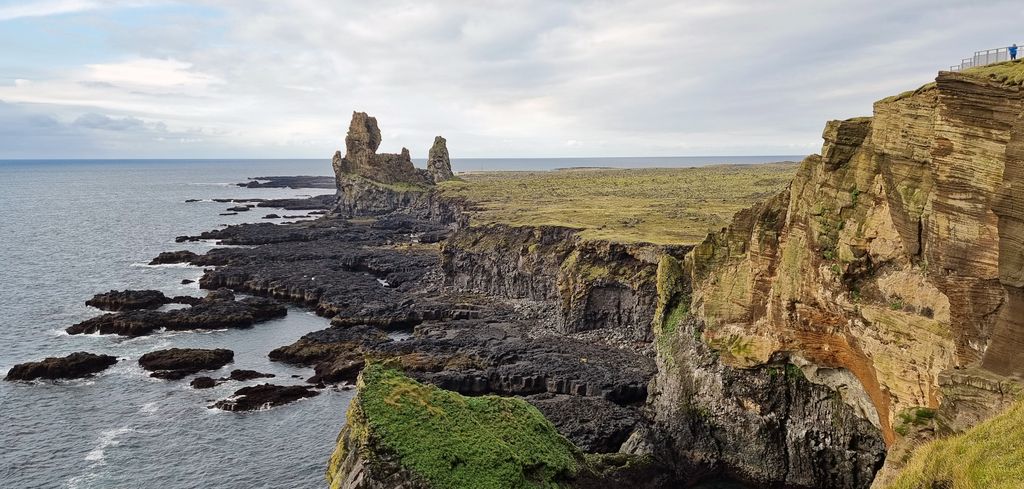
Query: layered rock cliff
652,62,1024,482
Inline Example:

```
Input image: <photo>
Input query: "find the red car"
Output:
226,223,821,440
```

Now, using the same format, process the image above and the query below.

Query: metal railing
950,44,1022,71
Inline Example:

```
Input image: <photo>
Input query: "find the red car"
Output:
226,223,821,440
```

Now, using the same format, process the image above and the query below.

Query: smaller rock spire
426,136,455,183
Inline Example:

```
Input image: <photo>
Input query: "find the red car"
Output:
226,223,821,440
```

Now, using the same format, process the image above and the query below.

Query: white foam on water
129,262,198,269
84,427,135,463
139,402,159,414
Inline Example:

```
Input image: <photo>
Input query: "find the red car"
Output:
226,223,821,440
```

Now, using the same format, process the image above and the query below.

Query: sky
1,0,1022,159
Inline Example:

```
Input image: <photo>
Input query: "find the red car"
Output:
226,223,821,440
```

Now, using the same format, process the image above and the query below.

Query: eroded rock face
674,69,1024,452
426,136,454,183
441,224,690,342
5,352,118,381
638,316,886,488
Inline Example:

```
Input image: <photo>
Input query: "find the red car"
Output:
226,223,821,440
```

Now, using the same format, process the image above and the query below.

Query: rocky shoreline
12,67,1023,487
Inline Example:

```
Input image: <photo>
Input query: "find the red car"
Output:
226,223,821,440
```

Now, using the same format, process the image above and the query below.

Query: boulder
138,348,233,380
5,352,118,381
149,250,199,266
227,369,275,381
210,383,319,411
86,290,170,311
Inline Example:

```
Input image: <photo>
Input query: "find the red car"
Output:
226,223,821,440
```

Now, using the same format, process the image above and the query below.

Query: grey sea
0,157,799,488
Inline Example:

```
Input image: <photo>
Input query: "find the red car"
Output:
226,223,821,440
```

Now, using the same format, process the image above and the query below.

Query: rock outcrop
85,289,199,311
330,112,465,219
332,112,429,186
138,348,234,379
211,383,319,411
425,136,455,183
5,352,118,381
67,289,286,336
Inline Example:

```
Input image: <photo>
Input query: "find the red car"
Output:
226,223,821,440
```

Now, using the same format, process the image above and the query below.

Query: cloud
2,0,1024,158
0,0,98,21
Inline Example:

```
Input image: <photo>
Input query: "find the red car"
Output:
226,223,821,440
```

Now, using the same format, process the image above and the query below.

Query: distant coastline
0,155,807,172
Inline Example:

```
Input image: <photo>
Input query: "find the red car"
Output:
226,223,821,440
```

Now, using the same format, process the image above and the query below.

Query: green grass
960,59,1024,86
438,164,798,245
887,400,1024,489
350,365,580,489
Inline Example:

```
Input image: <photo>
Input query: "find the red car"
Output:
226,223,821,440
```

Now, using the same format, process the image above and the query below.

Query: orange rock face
684,69,1024,445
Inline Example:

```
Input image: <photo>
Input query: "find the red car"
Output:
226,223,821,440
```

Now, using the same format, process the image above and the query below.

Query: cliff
652,60,1024,481
325,61,1024,488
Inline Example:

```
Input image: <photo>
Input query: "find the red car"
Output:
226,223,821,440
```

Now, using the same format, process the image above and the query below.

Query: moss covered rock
327,365,582,489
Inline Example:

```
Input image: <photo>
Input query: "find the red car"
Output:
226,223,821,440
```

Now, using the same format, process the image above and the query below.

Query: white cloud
0,0,98,21
3,0,1024,158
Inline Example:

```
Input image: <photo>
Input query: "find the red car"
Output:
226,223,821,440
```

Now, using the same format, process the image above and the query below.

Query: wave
84,426,135,463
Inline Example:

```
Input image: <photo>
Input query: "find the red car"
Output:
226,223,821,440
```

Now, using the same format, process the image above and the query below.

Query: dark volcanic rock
211,383,319,411
86,289,169,311
220,212,238,216
227,206,250,212
66,289,286,337
227,369,275,381
526,393,640,453
255,194,336,211
262,214,280,219
190,376,218,389
181,279,195,285
138,348,233,379
185,199,201,203
149,250,199,265
238,176,336,189
5,352,118,381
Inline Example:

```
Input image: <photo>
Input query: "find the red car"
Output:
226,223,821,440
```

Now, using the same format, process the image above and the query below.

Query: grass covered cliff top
340,365,580,489
438,163,798,245
959,58,1024,86
887,400,1024,488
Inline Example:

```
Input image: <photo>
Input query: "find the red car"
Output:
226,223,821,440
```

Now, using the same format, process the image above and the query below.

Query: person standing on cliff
1011,43,1018,61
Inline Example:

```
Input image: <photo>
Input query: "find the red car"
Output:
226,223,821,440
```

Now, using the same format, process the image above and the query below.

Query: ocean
0,157,796,488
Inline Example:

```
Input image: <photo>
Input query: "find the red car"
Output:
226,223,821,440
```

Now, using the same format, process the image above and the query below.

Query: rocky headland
19,60,1024,489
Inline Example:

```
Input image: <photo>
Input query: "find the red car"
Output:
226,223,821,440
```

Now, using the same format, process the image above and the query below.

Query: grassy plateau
438,163,798,245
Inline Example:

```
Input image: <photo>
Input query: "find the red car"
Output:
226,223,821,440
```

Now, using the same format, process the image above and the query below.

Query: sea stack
331,112,429,185
426,136,455,182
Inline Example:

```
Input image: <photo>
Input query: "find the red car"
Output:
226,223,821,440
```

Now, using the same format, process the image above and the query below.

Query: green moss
887,401,1024,488
352,365,580,489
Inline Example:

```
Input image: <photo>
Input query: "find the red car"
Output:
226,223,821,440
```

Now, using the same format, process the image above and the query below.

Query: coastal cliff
323,62,1024,488
651,61,1024,484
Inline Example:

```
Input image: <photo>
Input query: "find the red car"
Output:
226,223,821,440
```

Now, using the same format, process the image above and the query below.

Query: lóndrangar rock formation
426,136,455,183
331,111,458,217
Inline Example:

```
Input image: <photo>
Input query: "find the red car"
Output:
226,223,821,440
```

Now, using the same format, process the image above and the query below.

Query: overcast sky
1,0,1021,159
